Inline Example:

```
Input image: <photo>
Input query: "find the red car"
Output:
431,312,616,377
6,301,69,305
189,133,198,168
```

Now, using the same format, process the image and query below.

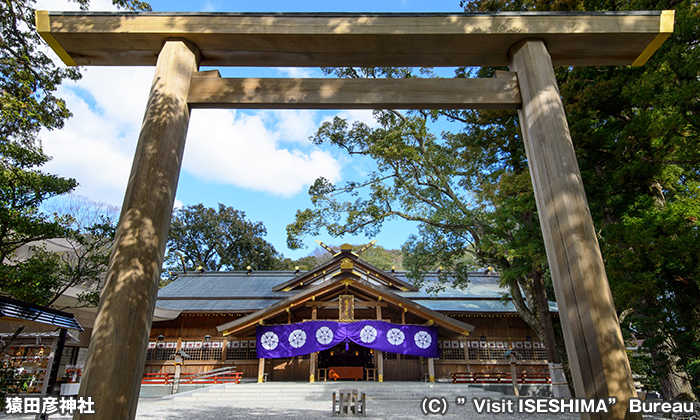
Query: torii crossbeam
36,10,673,420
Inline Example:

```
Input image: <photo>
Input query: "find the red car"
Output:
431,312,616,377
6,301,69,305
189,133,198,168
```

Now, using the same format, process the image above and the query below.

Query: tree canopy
164,203,284,274
0,0,150,307
287,0,700,400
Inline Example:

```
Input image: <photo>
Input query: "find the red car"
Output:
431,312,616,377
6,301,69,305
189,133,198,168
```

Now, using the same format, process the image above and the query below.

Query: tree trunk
532,268,572,398
652,346,696,401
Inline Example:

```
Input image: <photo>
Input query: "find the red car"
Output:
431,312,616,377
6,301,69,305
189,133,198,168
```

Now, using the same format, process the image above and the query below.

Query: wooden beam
37,11,673,67
305,301,387,307
187,76,521,110
509,39,640,420
75,39,199,420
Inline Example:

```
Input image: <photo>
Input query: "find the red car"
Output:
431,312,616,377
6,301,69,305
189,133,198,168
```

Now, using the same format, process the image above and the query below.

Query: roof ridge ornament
356,240,377,255
315,240,334,256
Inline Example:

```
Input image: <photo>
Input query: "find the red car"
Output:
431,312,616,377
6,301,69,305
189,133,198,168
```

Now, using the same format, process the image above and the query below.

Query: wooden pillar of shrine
310,306,317,382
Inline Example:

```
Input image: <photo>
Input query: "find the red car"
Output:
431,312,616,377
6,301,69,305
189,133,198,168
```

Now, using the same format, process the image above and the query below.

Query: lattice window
467,341,508,360
382,352,398,360
146,342,155,361
181,341,202,360
513,341,547,360
438,340,466,360
403,354,420,360
153,341,177,361
201,341,223,360
465,341,548,361
226,340,257,360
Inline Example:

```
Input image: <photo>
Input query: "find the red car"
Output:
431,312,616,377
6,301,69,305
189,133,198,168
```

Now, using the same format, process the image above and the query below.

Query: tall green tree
286,99,569,393
0,0,151,305
288,0,700,400
165,203,283,274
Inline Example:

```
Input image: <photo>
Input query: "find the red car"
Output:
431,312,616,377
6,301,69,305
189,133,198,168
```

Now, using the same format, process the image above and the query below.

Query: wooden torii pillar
36,11,673,420
510,39,639,420
72,39,200,419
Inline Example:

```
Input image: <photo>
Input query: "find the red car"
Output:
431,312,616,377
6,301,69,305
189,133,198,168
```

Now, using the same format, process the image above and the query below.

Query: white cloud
265,110,319,144
184,110,342,197
33,0,348,203
323,110,379,128
36,0,116,11
40,66,346,204
275,68,324,79
40,67,154,206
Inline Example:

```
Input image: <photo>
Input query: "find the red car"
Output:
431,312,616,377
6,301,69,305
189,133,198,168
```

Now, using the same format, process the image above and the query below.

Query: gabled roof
155,268,559,314
216,269,475,338
272,244,417,292
156,243,559,315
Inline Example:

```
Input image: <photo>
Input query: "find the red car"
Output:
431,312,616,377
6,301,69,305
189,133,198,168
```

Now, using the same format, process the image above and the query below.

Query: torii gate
37,10,673,420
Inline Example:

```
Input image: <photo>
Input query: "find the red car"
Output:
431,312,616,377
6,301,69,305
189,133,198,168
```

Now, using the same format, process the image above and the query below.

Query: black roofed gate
36,10,674,420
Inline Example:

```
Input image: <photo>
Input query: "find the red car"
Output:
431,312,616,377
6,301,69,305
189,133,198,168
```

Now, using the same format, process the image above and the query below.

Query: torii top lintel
37,10,673,68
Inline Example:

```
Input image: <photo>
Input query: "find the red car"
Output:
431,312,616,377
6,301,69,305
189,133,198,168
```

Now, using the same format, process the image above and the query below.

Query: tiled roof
156,270,558,314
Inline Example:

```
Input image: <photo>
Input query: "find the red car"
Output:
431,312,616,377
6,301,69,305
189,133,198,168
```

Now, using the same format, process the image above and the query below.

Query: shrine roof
155,269,557,314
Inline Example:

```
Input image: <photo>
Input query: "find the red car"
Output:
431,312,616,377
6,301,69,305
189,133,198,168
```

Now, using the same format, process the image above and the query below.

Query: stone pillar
509,39,639,420
75,39,200,420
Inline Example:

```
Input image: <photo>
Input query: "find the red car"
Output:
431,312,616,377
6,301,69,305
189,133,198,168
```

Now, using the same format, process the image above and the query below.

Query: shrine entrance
319,342,374,381
37,10,674,420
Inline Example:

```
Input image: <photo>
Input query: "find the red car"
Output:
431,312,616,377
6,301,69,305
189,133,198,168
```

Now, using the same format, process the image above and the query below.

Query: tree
164,203,283,275
0,0,149,404
1,0,152,304
0,194,118,303
1,0,151,150
0,143,77,305
286,98,571,395
288,0,700,401
43,194,120,307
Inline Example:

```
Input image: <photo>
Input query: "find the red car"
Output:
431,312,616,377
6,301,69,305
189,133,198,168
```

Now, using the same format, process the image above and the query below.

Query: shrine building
146,244,556,383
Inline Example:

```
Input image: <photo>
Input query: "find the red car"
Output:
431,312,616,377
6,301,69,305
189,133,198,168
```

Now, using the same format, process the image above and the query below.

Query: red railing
141,368,242,385
451,372,551,384
142,373,174,384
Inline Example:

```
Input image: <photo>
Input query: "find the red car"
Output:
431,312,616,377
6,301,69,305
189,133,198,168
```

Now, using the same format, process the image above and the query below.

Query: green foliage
0,0,150,306
165,203,283,275
0,362,32,407
629,350,662,393
274,255,320,272
0,143,77,305
1,0,150,149
287,0,700,397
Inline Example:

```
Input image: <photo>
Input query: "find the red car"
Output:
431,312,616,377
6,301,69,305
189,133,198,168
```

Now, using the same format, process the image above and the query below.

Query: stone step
175,395,494,402
191,390,499,397
172,382,503,403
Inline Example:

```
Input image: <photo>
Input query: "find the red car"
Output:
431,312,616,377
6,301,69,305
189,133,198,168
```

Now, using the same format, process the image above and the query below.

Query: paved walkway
1,397,670,419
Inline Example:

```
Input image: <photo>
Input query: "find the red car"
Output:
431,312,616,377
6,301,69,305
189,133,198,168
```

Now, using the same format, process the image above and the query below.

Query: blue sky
37,0,467,260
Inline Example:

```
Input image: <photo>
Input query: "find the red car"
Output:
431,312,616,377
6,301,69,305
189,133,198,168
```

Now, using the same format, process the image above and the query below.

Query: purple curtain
256,320,439,359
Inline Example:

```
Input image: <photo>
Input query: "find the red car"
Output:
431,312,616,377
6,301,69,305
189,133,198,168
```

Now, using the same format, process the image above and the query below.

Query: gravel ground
0,397,677,419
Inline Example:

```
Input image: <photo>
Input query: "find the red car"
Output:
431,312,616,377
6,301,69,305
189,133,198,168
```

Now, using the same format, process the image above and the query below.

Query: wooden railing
142,367,242,385
451,372,551,384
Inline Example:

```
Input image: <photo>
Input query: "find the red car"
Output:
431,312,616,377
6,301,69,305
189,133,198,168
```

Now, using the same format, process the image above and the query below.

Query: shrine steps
171,381,503,403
